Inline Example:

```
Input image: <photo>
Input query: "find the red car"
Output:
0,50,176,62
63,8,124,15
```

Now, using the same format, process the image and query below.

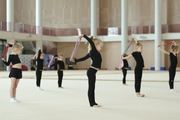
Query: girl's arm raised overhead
172,41,177,46
158,46,170,55
132,38,138,44
80,34,96,51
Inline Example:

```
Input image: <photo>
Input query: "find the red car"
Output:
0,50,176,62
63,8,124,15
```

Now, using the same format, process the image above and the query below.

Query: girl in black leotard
34,49,44,90
70,34,103,107
121,54,129,85
2,41,23,102
122,38,145,97
158,41,179,92
50,53,65,88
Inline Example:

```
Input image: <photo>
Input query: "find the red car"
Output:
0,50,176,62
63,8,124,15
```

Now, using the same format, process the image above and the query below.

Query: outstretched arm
50,61,58,68
158,46,170,55
70,53,90,63
122,55,133,60
75,53,90,63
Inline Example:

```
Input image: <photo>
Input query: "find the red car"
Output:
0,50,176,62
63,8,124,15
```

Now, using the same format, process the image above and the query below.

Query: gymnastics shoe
92,104,101,108
170,89,178,92
10,98,19,103
37,87,43,90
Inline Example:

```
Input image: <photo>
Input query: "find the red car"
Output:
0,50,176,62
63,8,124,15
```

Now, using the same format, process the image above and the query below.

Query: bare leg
14,79,20,98
10,78,17,98
10,78,20,102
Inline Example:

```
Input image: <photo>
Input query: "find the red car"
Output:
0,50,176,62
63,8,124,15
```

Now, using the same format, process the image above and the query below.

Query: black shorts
9,68,22,79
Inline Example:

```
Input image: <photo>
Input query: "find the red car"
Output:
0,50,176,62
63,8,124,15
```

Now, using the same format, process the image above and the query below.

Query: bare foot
136,93,145,97
92,104,101,108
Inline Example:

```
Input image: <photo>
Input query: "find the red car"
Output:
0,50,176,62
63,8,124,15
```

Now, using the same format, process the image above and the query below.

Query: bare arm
132,38,138,44
158,47,170,55
172,41,177,46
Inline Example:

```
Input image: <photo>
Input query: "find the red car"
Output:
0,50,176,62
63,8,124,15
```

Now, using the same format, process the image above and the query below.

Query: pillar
121,0,128,55
154,0,162,70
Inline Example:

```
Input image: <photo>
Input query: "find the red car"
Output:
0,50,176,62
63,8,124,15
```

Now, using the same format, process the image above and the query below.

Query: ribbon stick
70,37,81,59
70,28,82,59
77,28,81,36
48,56,54,68
122,39,134,56
117,39,134,70
118,60,123,70
33,53,37,59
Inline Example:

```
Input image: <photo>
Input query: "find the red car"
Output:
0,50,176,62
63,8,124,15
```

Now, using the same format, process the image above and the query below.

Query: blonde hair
58,53,63,57
86,36,103,52
12,42,23,52
171,44,179,52
134,42,142,50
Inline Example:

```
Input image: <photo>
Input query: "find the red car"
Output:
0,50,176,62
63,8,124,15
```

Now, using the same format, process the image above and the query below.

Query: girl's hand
79,34,84,39
11,39,16,45
2,58,5,61
5,44,9,47
70,57,75,62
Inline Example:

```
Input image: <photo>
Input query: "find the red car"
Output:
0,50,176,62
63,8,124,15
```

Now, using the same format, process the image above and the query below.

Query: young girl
70,34,103,107
34,49,44,90
121,53,129,85
2,41,23,102
158,41,179,92
122,38,145,97
49,53,65,88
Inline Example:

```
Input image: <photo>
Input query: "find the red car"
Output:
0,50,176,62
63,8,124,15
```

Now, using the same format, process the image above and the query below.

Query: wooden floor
0,70,180,120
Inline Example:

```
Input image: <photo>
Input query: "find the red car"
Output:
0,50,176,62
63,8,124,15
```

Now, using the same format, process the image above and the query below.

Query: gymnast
70,34,103,107
122,38,145,97
2,40,23,102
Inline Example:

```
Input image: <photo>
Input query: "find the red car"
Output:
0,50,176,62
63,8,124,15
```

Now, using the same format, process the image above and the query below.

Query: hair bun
90,36,94,40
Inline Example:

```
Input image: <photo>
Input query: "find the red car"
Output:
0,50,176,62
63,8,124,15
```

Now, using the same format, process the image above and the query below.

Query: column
6,0,14,32
6,0,14,70
90,0,97,36
121,0,128,55
154,0,162,70
36,0,42,50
